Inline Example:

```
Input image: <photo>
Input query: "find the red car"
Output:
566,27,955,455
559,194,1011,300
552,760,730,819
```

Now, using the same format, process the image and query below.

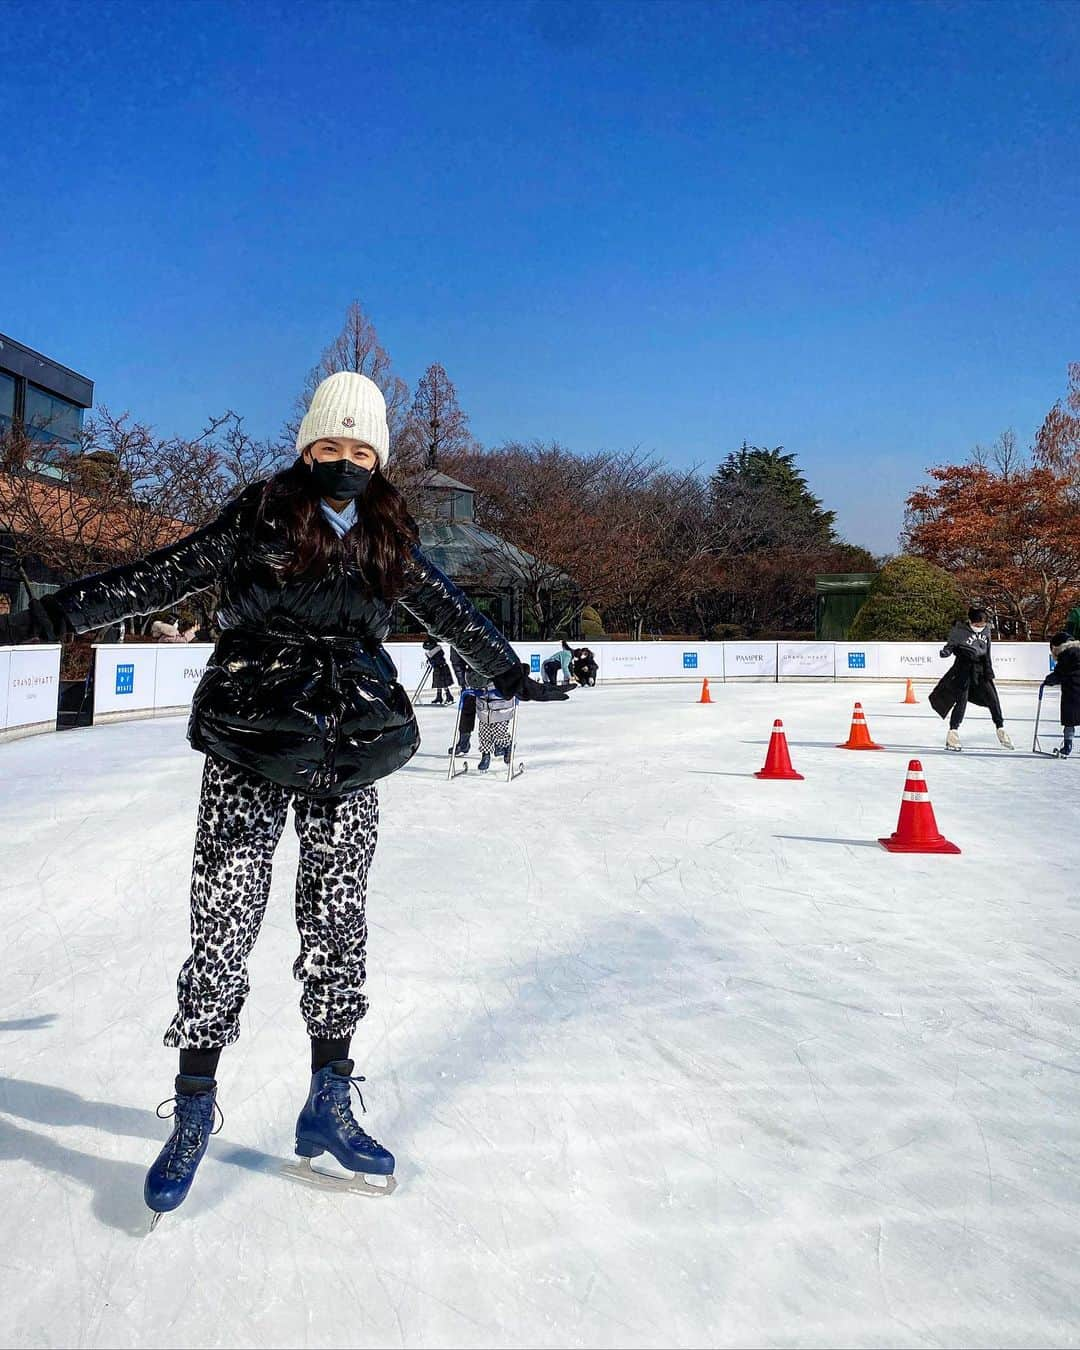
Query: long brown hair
256,457,419,599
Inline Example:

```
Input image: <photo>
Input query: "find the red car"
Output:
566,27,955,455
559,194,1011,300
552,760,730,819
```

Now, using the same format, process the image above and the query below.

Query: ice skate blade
281,1158,397,1197
148,1210,166,1233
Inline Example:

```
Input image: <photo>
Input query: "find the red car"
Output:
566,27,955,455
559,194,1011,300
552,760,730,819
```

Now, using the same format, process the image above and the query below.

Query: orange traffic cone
902,678,918,705
838,701,884,750
699,678,712,704
879,759,960,854
755,719,804,780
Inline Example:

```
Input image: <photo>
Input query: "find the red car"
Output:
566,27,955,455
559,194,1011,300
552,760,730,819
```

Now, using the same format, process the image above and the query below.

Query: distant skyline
3,0,1077,553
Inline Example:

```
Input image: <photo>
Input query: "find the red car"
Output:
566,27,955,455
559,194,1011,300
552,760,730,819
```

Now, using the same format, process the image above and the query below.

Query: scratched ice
1,682,1077,1348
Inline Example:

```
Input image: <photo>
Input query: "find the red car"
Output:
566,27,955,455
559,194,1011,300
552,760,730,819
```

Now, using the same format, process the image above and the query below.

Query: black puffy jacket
52,482,519,797
1045,640,1080,726
929,621,997,720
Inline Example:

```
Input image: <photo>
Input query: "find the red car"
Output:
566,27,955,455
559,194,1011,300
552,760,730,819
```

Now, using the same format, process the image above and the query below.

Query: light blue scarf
320,498,357,539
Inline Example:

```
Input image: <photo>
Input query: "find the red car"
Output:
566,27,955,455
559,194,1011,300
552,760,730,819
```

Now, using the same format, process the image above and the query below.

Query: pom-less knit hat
296,371,390,468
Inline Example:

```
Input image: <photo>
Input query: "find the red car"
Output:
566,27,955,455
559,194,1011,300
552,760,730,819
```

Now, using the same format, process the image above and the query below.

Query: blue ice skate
477,751,491,772
145,1075,221,1227
291,1060,396,1195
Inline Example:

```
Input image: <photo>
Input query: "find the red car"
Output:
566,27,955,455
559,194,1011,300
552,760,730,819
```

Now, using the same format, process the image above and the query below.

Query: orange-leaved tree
903,452,1080,638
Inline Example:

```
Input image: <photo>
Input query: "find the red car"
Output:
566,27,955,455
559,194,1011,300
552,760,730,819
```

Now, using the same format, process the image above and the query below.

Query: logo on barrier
530,654,541,673
735,654,762,665
115,663,135,695
900,655,932,665
682,652,698,669
847,651,866,669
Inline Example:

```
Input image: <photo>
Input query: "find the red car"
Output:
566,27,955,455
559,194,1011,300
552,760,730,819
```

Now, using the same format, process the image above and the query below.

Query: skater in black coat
1043,632,1080,757
929,607,1013,751
0,371,567,1220
422,636,455,705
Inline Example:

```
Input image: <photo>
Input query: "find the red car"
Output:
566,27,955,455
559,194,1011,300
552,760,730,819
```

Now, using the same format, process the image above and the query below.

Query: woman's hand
493,662,571,702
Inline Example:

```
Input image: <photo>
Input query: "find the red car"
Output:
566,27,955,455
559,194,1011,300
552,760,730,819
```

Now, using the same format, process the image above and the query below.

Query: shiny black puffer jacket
52,483,519,797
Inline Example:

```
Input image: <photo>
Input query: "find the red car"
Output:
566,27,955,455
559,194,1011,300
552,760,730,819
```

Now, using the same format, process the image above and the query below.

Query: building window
24,382,83,449
0,371,14,430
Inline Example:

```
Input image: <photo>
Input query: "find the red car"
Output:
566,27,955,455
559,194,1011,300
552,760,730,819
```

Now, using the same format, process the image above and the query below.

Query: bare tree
0,407,286,639
399,363,478,470
287,300,410,449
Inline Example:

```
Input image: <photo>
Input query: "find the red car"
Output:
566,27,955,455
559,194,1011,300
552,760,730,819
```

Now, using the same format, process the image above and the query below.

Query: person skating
930,606,1013,750
422,636,455,705
0,371,567,1221
1042,631,1080,757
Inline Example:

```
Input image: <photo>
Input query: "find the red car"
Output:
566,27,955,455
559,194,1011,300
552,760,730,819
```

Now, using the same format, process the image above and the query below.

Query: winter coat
929,621,998,720
1045,640,1080,726
474,689,516,726
424,645,454,689
52,482,519,797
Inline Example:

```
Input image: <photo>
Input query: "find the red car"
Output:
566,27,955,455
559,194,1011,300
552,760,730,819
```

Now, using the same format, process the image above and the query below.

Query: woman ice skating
1043,631,1080,758
0,370,567,1223
929,606,1013,751
422,635,455,704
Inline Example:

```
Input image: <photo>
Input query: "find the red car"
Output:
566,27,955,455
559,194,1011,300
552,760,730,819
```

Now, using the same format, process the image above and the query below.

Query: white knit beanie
296,371,390,468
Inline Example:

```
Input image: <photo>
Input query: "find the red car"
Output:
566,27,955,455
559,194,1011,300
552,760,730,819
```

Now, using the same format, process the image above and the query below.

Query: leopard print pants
163,755,378,1050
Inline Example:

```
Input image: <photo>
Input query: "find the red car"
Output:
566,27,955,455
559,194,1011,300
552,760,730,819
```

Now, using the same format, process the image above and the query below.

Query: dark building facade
0,334,95,607
0,333,94,463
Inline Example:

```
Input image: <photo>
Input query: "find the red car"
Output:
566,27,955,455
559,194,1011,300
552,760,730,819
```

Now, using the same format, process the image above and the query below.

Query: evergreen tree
709,444,836,550
848,555,964,640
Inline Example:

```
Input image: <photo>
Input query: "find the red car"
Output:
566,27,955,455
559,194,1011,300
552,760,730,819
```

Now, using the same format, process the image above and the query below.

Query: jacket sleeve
1044,664,1062,688
52,486,258,635
397,549,519,680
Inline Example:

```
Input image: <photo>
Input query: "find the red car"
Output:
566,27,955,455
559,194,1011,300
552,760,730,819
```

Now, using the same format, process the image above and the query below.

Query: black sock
178,1048,222,1082
311,1036,352,1072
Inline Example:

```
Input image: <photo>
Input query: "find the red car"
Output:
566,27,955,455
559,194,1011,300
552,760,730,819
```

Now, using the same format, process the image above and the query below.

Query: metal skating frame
1032,684,1058,756
447,689,472,780
411,662,433,704
503,696,524,781
447,688,523,782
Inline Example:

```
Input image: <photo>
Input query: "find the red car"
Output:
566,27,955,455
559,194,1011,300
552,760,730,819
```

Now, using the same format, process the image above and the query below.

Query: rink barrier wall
0,644,62,741
0,640,1059,735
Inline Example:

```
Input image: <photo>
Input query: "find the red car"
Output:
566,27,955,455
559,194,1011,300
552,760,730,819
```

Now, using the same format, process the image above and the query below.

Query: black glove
492,662,570,702
0,597,68,645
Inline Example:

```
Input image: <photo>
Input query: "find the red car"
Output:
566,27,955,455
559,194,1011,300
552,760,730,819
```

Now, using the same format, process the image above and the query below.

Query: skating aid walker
447,687,525,783
1032,683,1069,757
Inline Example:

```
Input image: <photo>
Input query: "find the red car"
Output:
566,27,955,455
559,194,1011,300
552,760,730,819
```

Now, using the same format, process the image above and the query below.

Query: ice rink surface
1,680,1078,1349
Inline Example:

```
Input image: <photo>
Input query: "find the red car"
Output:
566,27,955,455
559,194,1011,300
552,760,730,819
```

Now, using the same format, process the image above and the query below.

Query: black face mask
306,458,373,500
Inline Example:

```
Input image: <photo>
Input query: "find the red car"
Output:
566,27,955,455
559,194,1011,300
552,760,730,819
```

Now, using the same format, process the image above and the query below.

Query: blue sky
3,0,1077,552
